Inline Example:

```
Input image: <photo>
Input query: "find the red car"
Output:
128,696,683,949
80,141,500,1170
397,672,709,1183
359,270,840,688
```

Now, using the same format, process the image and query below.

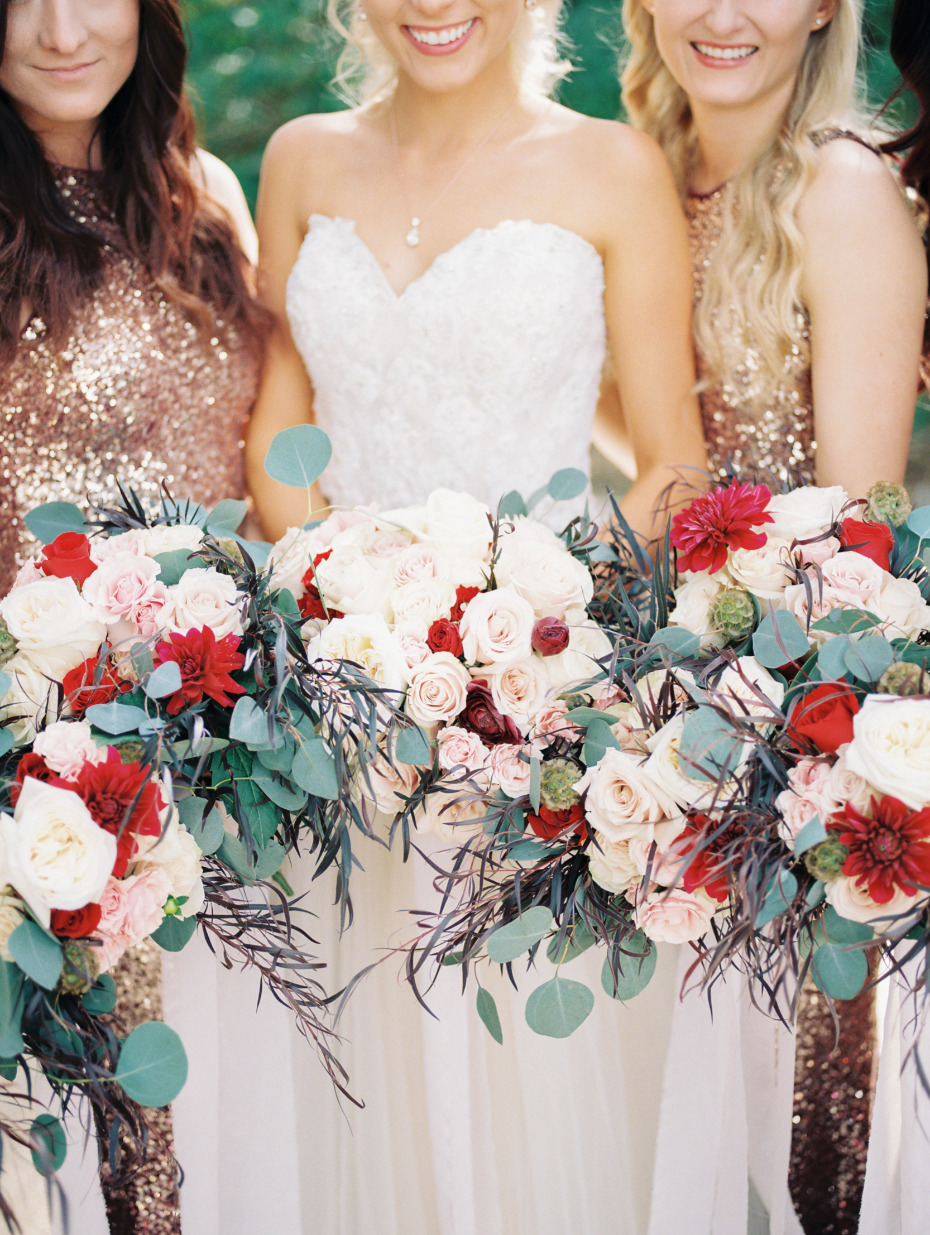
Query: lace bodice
287,216,606,513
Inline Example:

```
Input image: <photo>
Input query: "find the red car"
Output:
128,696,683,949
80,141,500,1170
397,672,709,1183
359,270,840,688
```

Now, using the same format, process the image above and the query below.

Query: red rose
531,617,570,657
153,625,246,715
427,619,464,657
790,682,861,755
63,654,125,718
297,551,343,621
528,802,587,841
839,519,894,571
39,532,96,586
675,812,745,901
10,752,55,808
671,481,774,575
51,903,102,938
457,679,521,746
451,586,481,622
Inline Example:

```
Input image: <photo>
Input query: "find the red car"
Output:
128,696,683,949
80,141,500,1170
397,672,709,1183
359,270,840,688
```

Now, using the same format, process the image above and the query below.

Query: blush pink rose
534,700,581,744
82,552,163,625
795,535,841,568
633,888,717,943
437,726,491,775
393,545,450,585
119,869,172,947
819,551,884,607
406,652,471,726
459,587,535,666
489,743,537,798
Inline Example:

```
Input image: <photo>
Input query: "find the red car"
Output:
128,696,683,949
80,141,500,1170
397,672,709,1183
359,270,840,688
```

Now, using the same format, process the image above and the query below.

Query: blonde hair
621,0,865,405
326,0,571,104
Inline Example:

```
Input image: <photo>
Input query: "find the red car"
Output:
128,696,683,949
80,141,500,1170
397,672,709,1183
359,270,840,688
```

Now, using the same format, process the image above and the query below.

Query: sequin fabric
686,187,816,489
0,166,259,591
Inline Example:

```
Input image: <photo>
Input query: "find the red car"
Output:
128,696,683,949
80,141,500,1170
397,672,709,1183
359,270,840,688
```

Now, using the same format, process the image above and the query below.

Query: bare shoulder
801,133,916,233
194,148,246,213
548,108,676,214
263,108,363,169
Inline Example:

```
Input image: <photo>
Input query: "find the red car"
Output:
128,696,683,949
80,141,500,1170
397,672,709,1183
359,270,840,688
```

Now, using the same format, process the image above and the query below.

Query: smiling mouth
691,42,758,61
406,18,476,47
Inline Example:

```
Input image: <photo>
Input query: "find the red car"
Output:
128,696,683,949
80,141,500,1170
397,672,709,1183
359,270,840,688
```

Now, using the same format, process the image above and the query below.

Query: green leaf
395,724,431,767
844,635,895,684
0,728,14,758
153,549,198,587
907,505,930,539
600,936,657,1000
821,905,874,945
752,610,810,668
564,707,618,728
0,1059,17,1083
525,976,595,1038
508,840,555,863
756,869,799,928
85,702,149,735
177,798,225,855
151,914,198,953
679,707,744,781
82,974,117,1016
256,737,296,773
206,499,249,536
292,738,339,800
0,673,9,698
217,835,285,882
116,1022,188,1107
252,770,307,811
273,588,301,619
498,491,527,520
529,756,541,814
476,987,503,1045
264,425,332,490
811,609,881,636
546,919,597,965
162,499,207,528
815,634,851,683
648,627,702,658
810,942,869,1000
486,906,553,963
793,815,827,856
229,697,275,747
8,921,62,990
30,1114,67,1174
23,502,85,545
582,719,620,767
548,468,588,502
143,660,182,700
0,962,25,1057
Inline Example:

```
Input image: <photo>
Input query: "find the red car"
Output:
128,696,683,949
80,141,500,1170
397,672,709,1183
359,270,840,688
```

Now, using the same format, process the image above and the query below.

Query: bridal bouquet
0,427,391,1182
373,477,930,1039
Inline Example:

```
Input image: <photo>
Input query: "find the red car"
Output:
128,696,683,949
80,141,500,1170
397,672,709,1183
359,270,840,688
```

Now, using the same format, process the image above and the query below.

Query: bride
246,0,706,1231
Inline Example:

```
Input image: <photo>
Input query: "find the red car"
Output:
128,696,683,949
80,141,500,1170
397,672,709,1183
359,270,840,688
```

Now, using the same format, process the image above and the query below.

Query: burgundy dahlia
671,481,773,575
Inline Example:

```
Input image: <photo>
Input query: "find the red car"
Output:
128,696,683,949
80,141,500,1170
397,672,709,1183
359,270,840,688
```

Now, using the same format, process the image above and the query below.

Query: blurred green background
184,0,909,210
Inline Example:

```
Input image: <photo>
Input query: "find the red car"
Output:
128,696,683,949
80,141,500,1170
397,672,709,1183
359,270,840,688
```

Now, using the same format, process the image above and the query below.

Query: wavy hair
621,0,864,405
326,0,571,104
0,0,267,367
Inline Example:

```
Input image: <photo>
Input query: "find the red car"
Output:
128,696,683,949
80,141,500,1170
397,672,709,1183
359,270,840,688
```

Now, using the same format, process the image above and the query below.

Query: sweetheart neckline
304,214,603,301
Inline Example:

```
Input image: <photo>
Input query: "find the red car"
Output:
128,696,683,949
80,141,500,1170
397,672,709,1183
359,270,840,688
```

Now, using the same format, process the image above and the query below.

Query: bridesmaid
620,2,928,1233
0,1,290,1231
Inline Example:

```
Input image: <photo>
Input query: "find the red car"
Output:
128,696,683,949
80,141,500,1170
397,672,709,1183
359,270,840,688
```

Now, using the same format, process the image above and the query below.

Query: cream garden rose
844,697,930,810
576,748,678,843
668,574,728,651
725,537,794,601
162,567,246,639
460,587,535,666
314,614,409,693
764,485,848,542
825,876,921,928
405,653,471,727
0,577,106,676
588,834,640,895
0,655,60,747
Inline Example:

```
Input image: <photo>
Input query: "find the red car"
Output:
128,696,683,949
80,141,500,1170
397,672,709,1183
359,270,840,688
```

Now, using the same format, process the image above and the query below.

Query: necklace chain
389,94,521,248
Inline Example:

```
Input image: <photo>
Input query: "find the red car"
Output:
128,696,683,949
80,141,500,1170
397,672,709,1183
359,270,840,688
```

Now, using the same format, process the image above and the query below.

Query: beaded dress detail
0,167,259,589
686,187,816,489
286,216,605,513
0,167,259,1234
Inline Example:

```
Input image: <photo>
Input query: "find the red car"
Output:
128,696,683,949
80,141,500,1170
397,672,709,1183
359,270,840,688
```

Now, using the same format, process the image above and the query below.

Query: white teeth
409,19,474,45
693,42,757,60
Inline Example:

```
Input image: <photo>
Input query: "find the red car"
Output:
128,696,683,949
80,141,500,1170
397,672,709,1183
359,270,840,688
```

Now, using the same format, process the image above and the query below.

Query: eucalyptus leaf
143,660,182,700
476,987,503,1045
0,1060,16,1083
810,942,869,1000
793,815,828,856
82,975,117,1016
498,491,527,520
23,502,85,545
821,906,874,946
507,840,555,863
811,609,881,636
30,1114,67,1174
0,673,9,698
815,634,851,683
907,505,930,539
529,757,541,814
752,610,810,669
116,1022,188,1107
0,729,14,758
252,770,308,812
525,976,595,1038
153,549,198,587
756,869,799,928
547,468,588,502
582,719,620,767
844,635,894,684
151,914,198,953
292,739,339,800
264,425,333,490
486,907,554,964
648,627,702,658
229,697,274,748
0,961,25,1058
394,724,431,768
217,835,285,882
188,805,225,855
546,920,597,966
85,702,150,735
206,499,249,536
679,707,743,781
600,937,657,1000
8,921,62,991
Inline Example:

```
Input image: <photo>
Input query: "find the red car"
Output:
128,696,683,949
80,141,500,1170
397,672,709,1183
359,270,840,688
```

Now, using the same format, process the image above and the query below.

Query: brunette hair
0,0,266,366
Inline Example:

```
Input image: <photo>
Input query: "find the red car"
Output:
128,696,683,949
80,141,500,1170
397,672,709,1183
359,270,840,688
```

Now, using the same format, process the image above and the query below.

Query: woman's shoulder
193,150,257,262
263,108,366,165
544,106,676,201
800,126,921,236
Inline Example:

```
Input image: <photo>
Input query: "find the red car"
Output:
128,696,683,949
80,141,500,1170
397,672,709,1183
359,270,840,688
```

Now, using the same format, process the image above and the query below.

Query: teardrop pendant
405,217,421,247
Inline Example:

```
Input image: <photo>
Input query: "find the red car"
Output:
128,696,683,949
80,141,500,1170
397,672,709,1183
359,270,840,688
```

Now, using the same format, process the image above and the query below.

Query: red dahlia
671,481,774,575
451,586,481,622
833,795,930,903
71,749,162,876
154,626,246,715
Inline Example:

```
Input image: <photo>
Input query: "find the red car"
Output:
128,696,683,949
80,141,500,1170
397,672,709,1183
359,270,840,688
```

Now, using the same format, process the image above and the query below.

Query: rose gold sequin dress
0,166,259,1235
686,184,874,1235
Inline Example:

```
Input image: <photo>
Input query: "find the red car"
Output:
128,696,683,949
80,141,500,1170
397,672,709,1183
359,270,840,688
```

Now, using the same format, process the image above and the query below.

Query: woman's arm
195,148,259,265
245,122,324,541
595,127,707,538
800,139,928,492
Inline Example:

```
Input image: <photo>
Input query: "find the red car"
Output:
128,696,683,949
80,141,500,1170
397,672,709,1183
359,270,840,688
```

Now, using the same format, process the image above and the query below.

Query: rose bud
427,618,464,658
532,617,570,657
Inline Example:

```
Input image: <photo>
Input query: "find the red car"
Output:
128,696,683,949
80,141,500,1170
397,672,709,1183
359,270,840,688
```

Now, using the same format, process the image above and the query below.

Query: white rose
825,876,921,930
423,489,494,565
826,753,874,814
765,486,849,542
2,778,116,926
495,536,593,620
713,656,785,722
315,614,409,693
0,655,60,747
418,774,491,843
725,537,794,601
161,567,246,639
267,526,329,598
844,696,930,809
33,720,107,780
644,713,747,811
314,545,395,618
389,578,458,628
0,890,24,962
668,574,728,651
0,577,106,676
460,587,535,666
543,609,614,693
131,813,205,919
576,747,679,842
393,544,450,585
869,575,930,641
588,833,640,895
136,523,205,559
483,657,550,729
406,653,470,727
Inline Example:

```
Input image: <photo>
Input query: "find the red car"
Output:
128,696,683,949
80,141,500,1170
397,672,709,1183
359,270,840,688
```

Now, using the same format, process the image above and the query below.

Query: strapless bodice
286,216,606,513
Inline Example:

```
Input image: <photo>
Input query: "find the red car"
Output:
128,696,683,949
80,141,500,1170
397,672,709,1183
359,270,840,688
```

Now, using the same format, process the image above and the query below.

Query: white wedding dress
283,214,680,1235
